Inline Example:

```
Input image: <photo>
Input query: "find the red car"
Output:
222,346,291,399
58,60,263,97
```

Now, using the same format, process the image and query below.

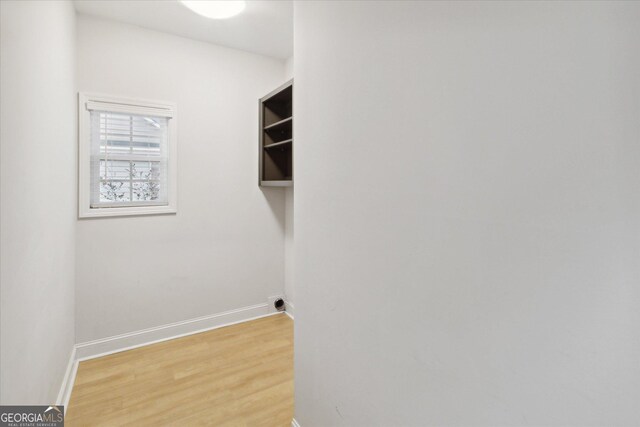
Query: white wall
294,2,640,426
284,57,295,307
75,16,288,343
284,187,294,307
0,0,77,404
285,56,294,81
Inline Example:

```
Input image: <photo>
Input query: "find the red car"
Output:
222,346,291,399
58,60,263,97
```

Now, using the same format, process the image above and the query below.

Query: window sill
79,205,177,219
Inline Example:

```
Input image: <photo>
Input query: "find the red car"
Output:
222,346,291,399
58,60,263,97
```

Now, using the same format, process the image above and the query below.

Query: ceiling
74,0,293,60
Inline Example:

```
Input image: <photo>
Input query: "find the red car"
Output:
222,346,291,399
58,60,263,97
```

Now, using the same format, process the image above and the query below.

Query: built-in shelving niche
260,80,292,187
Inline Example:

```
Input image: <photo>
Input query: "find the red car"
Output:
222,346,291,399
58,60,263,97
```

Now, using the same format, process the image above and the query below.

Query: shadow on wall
260,187,286,233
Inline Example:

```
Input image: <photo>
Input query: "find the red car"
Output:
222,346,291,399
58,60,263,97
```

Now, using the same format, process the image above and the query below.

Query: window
79,93,177,218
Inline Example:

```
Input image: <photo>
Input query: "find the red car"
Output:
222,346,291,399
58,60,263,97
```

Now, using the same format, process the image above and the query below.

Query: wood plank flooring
65,314,293,426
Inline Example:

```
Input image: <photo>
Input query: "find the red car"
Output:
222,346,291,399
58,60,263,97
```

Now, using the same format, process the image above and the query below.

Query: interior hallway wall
284,56,295,307
284,187,294,306
293,1,640,425
0,0,77,404
75,15,287,343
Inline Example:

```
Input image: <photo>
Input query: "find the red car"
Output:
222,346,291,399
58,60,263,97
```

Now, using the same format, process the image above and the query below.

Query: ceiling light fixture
180,1,246,20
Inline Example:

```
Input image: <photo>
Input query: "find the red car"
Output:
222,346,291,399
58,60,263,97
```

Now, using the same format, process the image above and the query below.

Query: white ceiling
74,0,293,60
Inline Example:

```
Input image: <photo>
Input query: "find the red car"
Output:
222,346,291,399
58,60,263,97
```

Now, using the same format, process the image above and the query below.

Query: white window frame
78,92,178,218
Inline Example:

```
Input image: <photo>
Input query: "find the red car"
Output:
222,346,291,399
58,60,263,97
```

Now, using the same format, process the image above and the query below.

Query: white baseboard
75,303,274,361
56,346,78,414
292,418,302,427
284,299,294,320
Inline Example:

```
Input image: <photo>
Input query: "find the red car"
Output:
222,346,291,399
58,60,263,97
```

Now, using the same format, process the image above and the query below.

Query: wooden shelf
259,80,293,186
261,180,293,187
264,116,292,130
264,139,292,149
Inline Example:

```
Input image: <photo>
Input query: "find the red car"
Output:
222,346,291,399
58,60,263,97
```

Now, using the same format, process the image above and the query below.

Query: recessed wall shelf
264,117,292,130
264,139,292,149
259,79,293,186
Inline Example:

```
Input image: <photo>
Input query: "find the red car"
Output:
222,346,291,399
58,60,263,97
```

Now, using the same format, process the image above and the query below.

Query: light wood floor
66,314,293,426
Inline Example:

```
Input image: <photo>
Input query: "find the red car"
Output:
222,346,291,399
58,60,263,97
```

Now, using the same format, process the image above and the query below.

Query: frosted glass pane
100,181,131,202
